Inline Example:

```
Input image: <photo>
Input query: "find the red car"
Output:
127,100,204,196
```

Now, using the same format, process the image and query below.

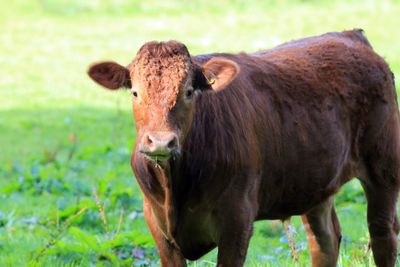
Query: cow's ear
202,57,240,91
88,61,131,90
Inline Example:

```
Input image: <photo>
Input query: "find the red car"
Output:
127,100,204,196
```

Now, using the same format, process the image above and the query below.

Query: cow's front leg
216,220,253,267
215,190,257,267
143,199,187,267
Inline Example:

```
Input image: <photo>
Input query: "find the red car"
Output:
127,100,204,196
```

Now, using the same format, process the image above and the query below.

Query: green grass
1,0,400,266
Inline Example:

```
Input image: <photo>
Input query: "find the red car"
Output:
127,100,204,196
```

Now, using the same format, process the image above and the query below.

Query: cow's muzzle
139,131,180,162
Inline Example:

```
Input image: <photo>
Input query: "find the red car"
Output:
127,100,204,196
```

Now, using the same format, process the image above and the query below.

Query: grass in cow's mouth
144,154,171,163
0,0,399,266
153,155,170,161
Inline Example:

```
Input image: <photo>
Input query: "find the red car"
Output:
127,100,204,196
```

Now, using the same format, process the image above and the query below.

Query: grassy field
1,0,400,266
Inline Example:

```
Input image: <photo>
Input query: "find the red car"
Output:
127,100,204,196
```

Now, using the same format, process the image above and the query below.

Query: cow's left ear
202,57,240,91
88,61,131,90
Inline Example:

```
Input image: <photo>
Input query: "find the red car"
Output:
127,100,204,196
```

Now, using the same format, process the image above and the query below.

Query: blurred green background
0,0,399,266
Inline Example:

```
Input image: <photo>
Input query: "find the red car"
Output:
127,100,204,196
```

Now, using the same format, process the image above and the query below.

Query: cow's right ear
88,61,131,90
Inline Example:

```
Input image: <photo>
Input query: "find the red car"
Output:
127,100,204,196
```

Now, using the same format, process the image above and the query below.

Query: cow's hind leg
360,111,400,267
301,197,341,267
361,182,399,267
360,162,400,266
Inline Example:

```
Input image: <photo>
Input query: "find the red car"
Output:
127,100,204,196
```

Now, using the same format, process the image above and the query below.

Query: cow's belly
257,157,346,220
258,170,342,220
258,118,353,219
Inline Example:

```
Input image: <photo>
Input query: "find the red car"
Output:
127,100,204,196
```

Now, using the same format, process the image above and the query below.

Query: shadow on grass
0,106,135,163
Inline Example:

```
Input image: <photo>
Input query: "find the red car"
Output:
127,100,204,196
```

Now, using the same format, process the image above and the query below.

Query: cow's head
88,41,239,163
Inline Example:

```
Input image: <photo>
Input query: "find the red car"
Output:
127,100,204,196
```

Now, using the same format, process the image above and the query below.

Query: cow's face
88,41,239,163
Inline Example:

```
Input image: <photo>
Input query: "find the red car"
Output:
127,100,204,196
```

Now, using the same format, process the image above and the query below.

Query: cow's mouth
144,153,171,162
141,150,181,163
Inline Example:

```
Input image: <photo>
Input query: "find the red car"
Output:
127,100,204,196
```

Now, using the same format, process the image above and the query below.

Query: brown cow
88,29,400,267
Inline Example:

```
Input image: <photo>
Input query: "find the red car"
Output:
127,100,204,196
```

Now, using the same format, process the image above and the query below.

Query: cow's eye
132,90,138,98
186,89,194,99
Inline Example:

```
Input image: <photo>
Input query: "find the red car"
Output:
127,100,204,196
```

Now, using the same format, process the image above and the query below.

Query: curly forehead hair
137,40,191,59
130,41,193,109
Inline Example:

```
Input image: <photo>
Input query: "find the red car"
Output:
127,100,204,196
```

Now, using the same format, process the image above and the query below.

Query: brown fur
88,29,400,267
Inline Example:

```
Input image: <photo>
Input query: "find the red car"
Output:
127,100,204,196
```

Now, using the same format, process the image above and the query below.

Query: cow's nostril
167,136,178,150
146,134,154,146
